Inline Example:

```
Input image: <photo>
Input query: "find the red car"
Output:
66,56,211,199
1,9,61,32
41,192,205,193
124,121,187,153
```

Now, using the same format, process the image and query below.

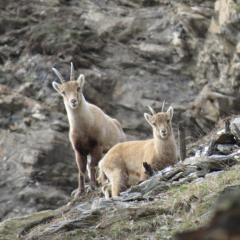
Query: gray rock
216,144,238,155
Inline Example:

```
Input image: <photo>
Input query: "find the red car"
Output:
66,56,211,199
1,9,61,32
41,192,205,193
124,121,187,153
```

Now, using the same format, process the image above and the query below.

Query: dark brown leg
90,146,103,187
74,150,87,198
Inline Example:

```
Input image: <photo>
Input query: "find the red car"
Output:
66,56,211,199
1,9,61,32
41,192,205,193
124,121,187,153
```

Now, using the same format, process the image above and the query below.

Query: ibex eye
77,87,80,92
62,91,65,95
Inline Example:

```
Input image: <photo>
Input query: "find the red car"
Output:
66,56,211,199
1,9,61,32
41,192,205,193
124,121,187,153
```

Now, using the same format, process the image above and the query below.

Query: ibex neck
154,134,176,157
65,95,92,131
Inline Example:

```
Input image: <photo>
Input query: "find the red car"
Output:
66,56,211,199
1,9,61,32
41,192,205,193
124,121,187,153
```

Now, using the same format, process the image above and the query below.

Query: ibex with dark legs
99,103,177,198
52,63,126,198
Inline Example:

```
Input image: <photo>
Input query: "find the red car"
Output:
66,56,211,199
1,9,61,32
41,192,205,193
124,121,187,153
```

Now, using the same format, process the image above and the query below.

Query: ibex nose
71,99,77,104
161,129,167,135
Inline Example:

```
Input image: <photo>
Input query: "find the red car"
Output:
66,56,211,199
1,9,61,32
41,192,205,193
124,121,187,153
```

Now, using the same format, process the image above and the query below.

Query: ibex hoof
87,184,96,192
71,188,84,198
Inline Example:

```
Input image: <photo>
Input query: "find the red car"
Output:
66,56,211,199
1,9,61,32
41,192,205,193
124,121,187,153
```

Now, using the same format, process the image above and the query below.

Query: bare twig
225,119,230,134
178,123,186,161
206,140,216,156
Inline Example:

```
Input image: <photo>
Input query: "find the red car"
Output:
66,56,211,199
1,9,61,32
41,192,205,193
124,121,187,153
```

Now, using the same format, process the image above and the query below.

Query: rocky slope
1,115,240,239
0,0,240,231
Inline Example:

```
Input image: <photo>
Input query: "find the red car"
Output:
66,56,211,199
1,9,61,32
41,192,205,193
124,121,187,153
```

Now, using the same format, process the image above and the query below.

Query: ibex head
52,63,85,109
144,102,174,140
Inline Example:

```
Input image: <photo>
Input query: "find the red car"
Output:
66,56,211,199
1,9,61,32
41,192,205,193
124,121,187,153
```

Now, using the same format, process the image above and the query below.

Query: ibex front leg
90,146,103,188
72,150,87,198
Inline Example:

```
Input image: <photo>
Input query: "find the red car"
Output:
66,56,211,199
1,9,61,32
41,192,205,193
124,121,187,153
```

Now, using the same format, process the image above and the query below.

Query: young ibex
98,104,177,198
52,63,126,198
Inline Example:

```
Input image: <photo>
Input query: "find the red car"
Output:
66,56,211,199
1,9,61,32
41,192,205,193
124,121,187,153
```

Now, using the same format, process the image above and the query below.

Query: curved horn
70,62,74,81
52,68,65,83
148,106,156,115
161,100,165,112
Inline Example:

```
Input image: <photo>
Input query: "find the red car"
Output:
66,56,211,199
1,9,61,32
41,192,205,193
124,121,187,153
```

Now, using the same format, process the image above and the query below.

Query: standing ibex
98,104,177,198
52,63,126,198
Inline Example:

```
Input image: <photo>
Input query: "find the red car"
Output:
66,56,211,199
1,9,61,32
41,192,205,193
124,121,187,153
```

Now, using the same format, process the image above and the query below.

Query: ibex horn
52,68,65,83
70,62,74,81
148,106,156,115
161,100,165,112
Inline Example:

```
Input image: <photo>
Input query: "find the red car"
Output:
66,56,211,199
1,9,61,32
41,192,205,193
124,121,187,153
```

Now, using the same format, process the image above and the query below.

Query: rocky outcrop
196,0,240,95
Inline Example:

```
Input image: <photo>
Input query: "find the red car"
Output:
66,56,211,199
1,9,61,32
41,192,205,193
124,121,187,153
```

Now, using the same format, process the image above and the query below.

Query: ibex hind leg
111,169,125,198
102,183,111,199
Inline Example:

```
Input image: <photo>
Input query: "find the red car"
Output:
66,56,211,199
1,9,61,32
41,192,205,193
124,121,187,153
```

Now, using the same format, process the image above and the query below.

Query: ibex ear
167,106,174,120
77,74,85,89
52,81,61,94
144,113,153,126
